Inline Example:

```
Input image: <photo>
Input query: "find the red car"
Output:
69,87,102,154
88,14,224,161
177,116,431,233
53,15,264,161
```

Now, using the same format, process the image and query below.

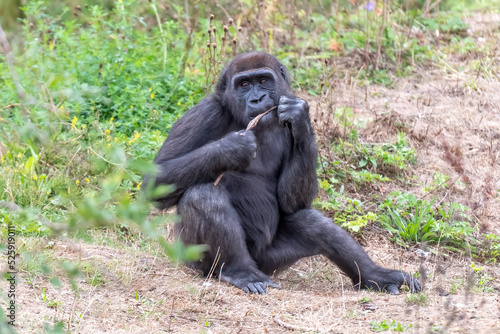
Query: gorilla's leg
177,184,279,294
257,209,421,294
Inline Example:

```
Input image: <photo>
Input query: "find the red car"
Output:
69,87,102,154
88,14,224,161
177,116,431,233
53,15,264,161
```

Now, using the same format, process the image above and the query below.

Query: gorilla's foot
356,267,421,294
219,267,280,294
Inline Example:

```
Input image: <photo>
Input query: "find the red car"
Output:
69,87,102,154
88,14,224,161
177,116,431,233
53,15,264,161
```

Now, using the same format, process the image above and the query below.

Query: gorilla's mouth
248,105,277,119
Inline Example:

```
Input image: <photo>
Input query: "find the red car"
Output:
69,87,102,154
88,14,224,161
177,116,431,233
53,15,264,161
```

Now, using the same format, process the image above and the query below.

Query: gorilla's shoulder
170,95,226,134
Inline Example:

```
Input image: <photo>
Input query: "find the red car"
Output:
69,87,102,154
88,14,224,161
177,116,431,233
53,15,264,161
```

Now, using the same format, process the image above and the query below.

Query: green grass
370,319,413,332
379,192,477,251
405,292,429,306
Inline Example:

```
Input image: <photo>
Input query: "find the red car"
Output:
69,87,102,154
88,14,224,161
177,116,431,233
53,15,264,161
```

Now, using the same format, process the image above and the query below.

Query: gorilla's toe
384,284,400,295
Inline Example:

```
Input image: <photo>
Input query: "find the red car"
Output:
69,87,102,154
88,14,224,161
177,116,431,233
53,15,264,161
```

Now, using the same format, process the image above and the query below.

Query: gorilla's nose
250,94,266,104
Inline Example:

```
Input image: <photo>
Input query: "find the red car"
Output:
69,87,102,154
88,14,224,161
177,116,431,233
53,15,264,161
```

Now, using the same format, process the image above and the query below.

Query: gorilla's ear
215,66,229,93
279,65,291,86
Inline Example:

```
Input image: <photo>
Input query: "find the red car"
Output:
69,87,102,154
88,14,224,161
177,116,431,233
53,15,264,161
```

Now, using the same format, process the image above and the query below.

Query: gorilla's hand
218,130,257,170
357,267,421,294
219,268,281,294
278,96,312,141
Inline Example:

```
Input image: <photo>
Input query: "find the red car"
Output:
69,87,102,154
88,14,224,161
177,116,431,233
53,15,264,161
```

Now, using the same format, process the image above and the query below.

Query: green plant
331,131,416,181
40,288,61,309
380,196,437,247
423,172,450,193
449,278,465,294
370,319,412,332
2,1,205,136
405,292,428,306
341,212,377,233
44,322,65,334
316,132,417,235
482,233,500,264
419,15,467,34
378,192,477,251
357,297,372,304
470,262,495,293
81,262,105,287
0,1,209,305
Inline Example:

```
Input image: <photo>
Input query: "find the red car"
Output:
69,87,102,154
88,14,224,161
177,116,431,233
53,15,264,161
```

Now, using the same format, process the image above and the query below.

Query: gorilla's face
231,68,279,122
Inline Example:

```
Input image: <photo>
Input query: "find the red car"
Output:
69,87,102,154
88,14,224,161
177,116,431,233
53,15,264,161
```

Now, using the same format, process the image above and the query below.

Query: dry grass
2,234,499,333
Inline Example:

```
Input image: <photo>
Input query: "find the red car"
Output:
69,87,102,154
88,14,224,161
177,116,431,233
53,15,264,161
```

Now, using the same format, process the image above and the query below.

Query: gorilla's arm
277,97,319,214
145,97,256,208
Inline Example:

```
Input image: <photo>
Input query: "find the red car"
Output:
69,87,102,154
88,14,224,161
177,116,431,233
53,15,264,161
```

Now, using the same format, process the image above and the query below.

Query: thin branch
273,316,317,332
151,0,167,72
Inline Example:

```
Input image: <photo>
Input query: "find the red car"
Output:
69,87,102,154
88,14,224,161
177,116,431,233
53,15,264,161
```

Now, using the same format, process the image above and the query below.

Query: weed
481,233,500,264
405,292,428,306
357,297,372,304
470,262,495,293
315,131,417,235
202,15,240,93
380,196,438,246
329,131,416,181
423,172,450,193
43,321,65,334
81,262,105,287
370,319,412,332
378,192,477,251
449,278,465,294
40,288,61,309
341,212,377,233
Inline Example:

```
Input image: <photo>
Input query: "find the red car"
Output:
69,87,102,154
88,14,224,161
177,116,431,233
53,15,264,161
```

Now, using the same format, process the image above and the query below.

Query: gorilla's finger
401,273,421,293
268,283,281,289
243,286,250,293
247,283,259,294
265,280,281,289
277,104,291,116
279,118,289,128
385,284,400,295
279,95,292,105
278,113,292,127
410,278,422,293
255,283,267,294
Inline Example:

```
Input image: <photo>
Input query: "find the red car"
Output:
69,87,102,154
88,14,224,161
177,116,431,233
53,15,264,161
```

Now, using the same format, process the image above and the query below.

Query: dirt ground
3,237,499,333
2,11,500,334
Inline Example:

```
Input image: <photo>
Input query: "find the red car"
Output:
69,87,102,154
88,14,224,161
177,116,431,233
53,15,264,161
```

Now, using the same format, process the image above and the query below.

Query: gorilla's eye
241,81,249,87
260,79,268,84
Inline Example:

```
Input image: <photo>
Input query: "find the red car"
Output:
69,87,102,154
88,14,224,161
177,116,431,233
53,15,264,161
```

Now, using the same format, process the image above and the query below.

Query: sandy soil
2,236,498,333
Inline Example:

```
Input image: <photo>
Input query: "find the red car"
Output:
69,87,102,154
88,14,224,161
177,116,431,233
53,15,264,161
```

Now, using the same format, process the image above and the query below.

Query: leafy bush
1,1,204,136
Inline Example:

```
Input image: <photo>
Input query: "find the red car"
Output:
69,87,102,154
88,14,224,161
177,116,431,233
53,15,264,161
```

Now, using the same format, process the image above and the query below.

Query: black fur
145,52,421,294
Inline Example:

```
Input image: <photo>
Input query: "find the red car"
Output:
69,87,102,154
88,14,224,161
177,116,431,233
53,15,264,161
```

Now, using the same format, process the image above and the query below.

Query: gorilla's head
216,52,293,126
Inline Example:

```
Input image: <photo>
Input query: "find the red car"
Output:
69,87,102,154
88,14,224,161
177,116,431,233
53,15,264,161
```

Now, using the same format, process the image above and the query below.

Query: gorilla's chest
246,126,288,176
221,128,288,244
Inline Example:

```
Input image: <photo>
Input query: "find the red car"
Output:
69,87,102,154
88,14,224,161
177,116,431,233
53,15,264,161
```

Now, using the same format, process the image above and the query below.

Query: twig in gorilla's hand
214,105,277,186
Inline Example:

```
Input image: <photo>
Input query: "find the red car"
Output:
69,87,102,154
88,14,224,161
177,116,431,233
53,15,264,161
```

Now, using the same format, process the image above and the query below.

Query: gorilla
145,52,421,295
